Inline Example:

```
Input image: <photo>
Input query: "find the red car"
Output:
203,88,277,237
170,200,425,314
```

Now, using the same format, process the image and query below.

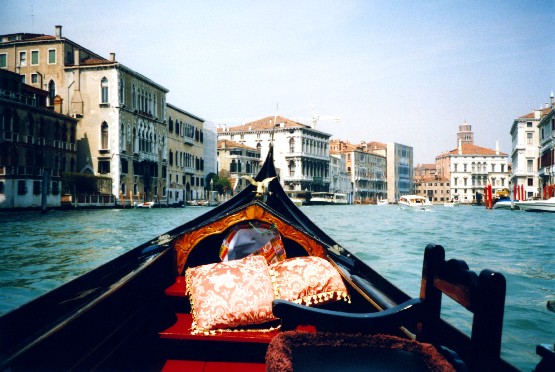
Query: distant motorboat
492,199,519,210
136,201,155,208
377,199,389,206
284,190,310,206
310,192,348,205
186,200,209,207
399,195,432,210
514,197,555,213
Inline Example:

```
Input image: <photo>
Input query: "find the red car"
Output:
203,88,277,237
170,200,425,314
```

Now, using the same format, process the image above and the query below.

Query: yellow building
1,26,170,205
166,104,205,204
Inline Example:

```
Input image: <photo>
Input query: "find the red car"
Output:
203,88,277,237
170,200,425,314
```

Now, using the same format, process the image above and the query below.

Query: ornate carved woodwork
173,204,326,273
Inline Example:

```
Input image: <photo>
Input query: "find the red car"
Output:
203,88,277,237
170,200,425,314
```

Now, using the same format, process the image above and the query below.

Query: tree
205,173,231,194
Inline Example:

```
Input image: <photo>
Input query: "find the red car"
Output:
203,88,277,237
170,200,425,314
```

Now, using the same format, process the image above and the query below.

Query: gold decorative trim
174,204,326,273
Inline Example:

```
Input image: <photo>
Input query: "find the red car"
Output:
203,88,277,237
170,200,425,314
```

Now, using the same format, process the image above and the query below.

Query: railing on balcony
285,151,329,161
183,136,195,145
0,89,39,107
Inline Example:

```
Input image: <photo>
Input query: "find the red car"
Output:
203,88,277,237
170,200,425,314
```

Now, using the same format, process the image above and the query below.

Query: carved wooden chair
270,244,510,371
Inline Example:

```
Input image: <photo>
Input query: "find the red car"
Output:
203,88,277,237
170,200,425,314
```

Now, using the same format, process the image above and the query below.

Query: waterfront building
537,95,555,196
203,121,218,180
356,141,413,202
510,106,545,200
1,26,171,205
329,153,353,198
330,140,386,203
385,143,413,202
366,142,414,202
0,26,104,110
166,104,205,204
413,164,450,203
217,116,331,192
217,139,261,194
0,69,78,209
436,123,509,203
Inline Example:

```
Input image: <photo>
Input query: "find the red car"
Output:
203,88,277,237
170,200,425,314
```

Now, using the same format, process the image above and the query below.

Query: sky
1,0,553,164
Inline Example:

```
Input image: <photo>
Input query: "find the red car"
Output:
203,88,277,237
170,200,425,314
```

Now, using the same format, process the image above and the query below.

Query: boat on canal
309,192,348,205
0,145,552,371
398,195,433,210
284,190,310,206
492,198,519,211
514,197,555,213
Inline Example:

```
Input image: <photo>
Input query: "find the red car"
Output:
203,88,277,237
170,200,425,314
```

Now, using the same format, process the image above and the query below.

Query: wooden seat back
417,244,506,369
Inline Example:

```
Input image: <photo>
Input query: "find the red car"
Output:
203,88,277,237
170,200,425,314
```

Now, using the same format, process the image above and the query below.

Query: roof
440,143,507,157
415,163,436,170
415,176,449,183
217,139,258,151
25,35,56,42
218,116,310,133
80,58,114,66
517,106,552,119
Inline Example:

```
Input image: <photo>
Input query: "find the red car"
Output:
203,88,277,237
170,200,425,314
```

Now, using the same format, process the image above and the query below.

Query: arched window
101,122,109,149
289,161,296,177
133,128,138,153
101,77,109,103
289,138,295,153
118,78,124,104
120,124,125,148
48,80,56,105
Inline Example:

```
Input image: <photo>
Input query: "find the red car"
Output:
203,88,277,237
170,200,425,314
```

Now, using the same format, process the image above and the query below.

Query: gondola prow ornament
242,176,276,200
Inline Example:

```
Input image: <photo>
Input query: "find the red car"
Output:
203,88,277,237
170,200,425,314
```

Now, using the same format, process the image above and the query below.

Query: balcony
282,174,330,184
138,152,158,162
284,151,329,161
183,136,195,145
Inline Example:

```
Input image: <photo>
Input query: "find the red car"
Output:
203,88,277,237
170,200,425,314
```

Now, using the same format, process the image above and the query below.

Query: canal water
0,205,553,370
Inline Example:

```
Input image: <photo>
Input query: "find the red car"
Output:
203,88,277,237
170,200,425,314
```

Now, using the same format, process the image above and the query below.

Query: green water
0,205,553,370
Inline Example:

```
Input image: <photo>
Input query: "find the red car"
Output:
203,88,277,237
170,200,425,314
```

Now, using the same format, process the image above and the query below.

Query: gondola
0,146,551,371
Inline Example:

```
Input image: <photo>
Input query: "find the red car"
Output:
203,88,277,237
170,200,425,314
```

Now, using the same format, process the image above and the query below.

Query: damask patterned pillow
269,256,350,306
185,255,277,333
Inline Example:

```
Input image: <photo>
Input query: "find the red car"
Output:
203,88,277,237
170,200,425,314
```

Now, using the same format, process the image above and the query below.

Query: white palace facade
218,116,331,192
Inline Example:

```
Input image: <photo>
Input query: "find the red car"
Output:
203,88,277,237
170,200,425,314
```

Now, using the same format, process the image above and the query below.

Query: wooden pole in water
41,169,50,213
488,184,493,209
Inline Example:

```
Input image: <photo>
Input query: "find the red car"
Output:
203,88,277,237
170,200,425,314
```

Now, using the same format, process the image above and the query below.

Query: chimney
495,140,499,155
109,53,116,62
55,25,62,39
551,92,554,107
74,49,80,66
534,109,541,119
53,95,63,113
458,139,462,155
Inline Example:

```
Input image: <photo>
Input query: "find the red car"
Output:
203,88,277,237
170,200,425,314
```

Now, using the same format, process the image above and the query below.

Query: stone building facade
0,26,188,206
413,163,451,203
511,96,554,200
217,139,261,194
436,124,509,203
0,69,78,209
537,97,555,197
166,104,205,204
330,140,386,203
218,116,331,192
